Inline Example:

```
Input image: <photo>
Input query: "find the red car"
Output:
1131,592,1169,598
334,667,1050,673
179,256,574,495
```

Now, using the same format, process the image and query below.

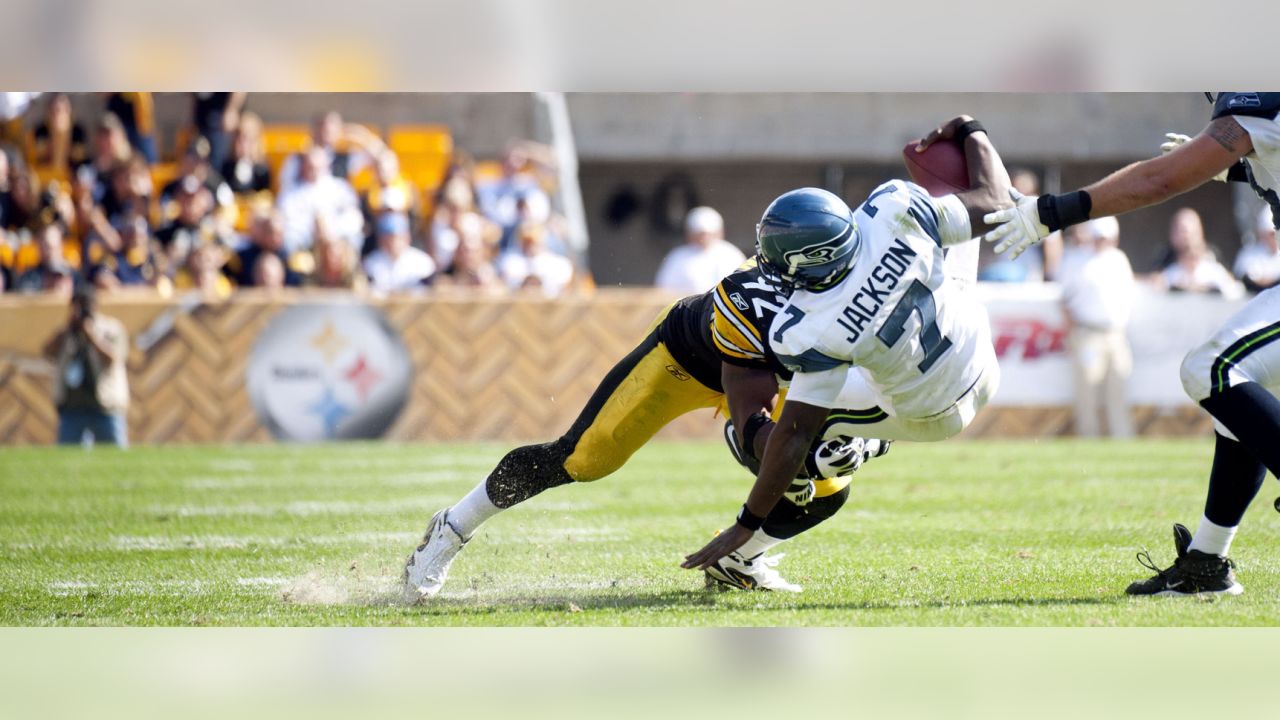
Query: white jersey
1214,93,1280,225
769,180,988,419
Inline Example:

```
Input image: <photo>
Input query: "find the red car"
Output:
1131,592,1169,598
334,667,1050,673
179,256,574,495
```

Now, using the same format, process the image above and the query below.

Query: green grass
2,439,1279,626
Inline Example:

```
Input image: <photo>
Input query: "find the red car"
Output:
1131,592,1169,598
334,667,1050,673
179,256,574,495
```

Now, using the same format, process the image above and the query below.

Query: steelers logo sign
247,304,412,441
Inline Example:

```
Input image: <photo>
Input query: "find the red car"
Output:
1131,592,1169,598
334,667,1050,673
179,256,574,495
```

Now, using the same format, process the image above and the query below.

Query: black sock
761,485,850,540
1201,432,1267,527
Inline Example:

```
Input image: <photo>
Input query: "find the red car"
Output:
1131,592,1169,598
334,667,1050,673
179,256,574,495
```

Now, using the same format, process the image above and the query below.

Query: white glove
1161,132,1228,182
981,190,1050,260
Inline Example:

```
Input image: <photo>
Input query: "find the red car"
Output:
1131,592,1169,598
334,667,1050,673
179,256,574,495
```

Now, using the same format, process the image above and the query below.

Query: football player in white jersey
981,92,1280,597
683,115,1016,572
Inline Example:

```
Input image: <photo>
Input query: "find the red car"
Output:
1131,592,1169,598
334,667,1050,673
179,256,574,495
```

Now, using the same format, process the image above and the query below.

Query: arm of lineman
982,116,1254,259
914,114,1016,233
682,367,842,571
721,363,780,458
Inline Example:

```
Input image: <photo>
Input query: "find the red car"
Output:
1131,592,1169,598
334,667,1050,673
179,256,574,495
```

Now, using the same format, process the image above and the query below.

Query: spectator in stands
42,284,130,448
103,92,156,163
363,212,435,294
1059,217,1135,438
159,137,232,210
363,151,417,220
87,114,133,204
1159,208,1244,299
277,147,363,253
429,176,491,268
1234,207,1280,294
0,147,11,228
440,230,503,292
1,162,45,236
190,92,246,170
32,93,89,171
279,112,385,192
173,240,233,300
654,206,746,294
308,219,367,292
87,212,165,292
100,155,152,228
13,222,75,296
499,189,566,255
220,112,270,196
475,141,556,232
224,210,303,288
430,209,490,273
497,221,575,297
252,252,286,291
155,176,224,274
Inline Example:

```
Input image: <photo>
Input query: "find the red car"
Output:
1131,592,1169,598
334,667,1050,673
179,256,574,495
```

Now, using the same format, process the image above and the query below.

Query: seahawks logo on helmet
780,229,854,271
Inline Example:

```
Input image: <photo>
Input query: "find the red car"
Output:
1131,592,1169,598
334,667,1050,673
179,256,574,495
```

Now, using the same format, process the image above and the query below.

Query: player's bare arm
982,116,1254,258
720,363,779,457
682,399,828,570
1083,117,1253,218
915,115,1015,231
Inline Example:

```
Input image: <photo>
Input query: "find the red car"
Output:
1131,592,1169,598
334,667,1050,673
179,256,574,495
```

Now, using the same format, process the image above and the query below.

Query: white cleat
704,552,802,593
402,509,468,604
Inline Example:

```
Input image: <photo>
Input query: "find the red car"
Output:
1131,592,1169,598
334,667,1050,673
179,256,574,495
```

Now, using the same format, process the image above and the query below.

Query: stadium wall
0,290,1219,446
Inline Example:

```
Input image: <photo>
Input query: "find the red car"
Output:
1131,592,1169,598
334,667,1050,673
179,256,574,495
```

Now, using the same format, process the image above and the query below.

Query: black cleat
1126,523,1243,597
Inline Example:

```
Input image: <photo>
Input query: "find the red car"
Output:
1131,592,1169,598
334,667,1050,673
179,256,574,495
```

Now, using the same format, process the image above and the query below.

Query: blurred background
1,92,1271,446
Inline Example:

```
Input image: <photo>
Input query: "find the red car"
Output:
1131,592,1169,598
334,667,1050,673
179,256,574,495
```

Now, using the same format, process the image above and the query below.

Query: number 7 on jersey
875,280,952,373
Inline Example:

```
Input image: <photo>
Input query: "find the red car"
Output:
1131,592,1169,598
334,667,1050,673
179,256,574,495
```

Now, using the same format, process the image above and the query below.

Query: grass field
3,438,1280,626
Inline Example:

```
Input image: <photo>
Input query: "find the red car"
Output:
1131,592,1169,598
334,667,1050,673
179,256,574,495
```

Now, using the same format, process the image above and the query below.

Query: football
902,138,971,196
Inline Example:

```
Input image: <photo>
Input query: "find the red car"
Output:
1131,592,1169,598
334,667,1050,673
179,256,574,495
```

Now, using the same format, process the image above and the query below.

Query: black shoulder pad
1212,93,1280,121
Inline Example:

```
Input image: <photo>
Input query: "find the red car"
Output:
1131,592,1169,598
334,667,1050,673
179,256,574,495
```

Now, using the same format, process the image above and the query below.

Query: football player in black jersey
402,258,889,601
981,93,1280,597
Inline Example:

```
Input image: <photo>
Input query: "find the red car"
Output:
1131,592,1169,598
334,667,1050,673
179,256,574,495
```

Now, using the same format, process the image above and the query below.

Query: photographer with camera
41,284,130,448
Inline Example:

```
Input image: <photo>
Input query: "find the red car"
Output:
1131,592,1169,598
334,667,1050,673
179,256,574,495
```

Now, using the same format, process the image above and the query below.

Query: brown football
902,139,971,196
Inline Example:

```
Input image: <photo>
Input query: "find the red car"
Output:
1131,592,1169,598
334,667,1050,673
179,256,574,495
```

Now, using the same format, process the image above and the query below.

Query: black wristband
740,412,771,462
1037,190,1093,232
737,503,765,532
954,120,987,144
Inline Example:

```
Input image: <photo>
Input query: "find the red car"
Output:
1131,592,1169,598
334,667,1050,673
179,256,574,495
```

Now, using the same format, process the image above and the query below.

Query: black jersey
656,259,790,393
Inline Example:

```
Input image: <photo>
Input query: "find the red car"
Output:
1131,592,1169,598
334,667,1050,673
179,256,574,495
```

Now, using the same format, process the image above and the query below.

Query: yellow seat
387,125,453,156
31,165,69,189
398,155,448,197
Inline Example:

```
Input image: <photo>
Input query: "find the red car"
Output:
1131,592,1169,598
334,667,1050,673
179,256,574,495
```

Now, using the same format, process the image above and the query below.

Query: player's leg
1128,288,1280,596
404,329,720,600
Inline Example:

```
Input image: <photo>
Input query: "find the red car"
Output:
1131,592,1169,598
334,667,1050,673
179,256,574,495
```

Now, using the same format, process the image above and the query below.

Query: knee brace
484,440,575,509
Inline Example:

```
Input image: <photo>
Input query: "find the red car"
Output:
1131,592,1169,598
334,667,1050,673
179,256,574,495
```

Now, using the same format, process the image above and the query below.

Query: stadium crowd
0,93,586,300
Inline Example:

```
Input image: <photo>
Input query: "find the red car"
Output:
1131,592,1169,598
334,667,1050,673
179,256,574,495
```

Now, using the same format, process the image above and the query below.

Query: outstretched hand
981,189,1050,259
681,523,752,571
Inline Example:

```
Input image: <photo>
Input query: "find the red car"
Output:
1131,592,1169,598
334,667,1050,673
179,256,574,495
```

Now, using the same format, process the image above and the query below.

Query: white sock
1188,515,1238,557
735,529,784,560
446,481,502,539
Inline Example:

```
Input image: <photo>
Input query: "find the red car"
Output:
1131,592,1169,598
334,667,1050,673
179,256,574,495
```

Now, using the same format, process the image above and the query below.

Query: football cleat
704,552,802,593
1125,523,1243,597
402,509,468,603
